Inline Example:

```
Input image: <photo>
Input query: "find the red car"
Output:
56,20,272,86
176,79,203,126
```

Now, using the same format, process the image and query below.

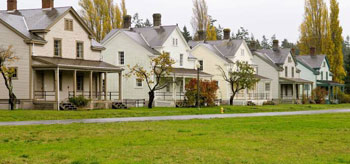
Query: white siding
0,22,30,100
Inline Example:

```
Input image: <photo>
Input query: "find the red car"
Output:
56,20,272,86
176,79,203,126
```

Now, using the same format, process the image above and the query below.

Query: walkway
1,109,350,126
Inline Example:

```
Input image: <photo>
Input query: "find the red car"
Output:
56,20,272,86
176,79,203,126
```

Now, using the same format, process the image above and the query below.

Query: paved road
1,109,350,126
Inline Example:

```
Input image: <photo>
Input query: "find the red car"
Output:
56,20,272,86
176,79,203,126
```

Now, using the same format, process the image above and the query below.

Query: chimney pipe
123,15,132,29
42,0,54,9
223,28,231,40
197,30,205,41
7,0,17,11
153,13,162,27
273,40,279,51
310,47,316,56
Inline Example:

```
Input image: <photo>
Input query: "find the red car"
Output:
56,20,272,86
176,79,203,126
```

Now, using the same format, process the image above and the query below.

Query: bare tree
126,52,175,108
218,61,260,105
0,46,18,110
191,0,209,37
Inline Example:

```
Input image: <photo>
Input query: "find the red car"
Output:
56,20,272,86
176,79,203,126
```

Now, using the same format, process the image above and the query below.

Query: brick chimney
197,30,205,41
153,13,161,27
42,0,54,9
7,0,17,11
310,47,316,56
223,28,231,40
123,15,132,28
273,40,279,51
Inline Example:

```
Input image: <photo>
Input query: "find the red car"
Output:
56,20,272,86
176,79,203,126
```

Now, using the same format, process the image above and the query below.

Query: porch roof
172,68,212,77
317,80,344,87
255,74,271,80
279,77,313,84
32,56,123,72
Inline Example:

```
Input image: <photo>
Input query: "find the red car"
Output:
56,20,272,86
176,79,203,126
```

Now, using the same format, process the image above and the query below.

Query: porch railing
68,91,120,101
123,99,146,107
155,92,185,101
235,93,271,100
34,91,56,101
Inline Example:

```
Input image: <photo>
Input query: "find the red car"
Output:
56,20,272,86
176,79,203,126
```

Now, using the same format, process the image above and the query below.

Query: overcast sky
1,0,349,42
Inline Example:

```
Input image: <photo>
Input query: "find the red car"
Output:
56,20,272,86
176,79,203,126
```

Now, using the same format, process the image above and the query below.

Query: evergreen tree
281,39,294,49
132,13,152,28
330,0,346,83
182,26,192,42
261,35,270,49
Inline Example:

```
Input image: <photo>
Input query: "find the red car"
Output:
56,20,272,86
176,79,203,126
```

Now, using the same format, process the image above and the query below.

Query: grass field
1,104,350,122
0,113,350,163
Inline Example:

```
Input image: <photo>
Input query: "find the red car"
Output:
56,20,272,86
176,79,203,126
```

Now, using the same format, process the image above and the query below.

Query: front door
36,71,45,99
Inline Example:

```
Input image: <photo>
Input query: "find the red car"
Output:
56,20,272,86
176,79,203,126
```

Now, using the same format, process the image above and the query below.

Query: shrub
338,92,350,104
69,96,90,107
311,87,328,104
263,101,276,105
302,94,309,104
185,79,219,107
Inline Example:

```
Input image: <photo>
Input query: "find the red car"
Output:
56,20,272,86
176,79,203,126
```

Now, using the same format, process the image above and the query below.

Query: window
176,39,178,46
265,83,271,91
118,51,125,65
76,42,84,58
180,54,184,66
199,60,203,71
288,57,292,63
241,49,245,56
323,62,326,67
321,71,324,80
180,81,184,93
136,79,143,87
9,67,18,80
173,38,178,46
77,75,84,91
54,39,62,57
305,84,310,91
291,67,294,78
326,72,329,81
285,67,288,77
64,19,73,31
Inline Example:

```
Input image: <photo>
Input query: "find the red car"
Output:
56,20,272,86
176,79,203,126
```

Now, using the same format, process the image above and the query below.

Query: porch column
89,71,93,99
182,77,186,93
279,84,282,100
55,68,60,110
328,85,331,101
302,84,305,98
73,70,77,97
172,74,176,104
293,83,297,100
99,72,103,100
104,72,108,101
119,72,123,100
32,69,36,100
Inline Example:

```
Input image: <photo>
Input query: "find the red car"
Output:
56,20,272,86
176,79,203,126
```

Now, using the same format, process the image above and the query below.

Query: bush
338,92,350,103
311,87,328,104
185,79,219,107
69,96,90,107
263,101,276,105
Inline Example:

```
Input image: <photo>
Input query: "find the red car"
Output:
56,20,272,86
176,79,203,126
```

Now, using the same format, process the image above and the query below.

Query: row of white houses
0,1,344,109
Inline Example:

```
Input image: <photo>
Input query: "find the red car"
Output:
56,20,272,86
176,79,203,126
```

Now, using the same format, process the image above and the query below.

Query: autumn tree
126,53,175,108
79,0,127,42
218,61,260,105
298,0,334,57
185,79,219,107
0,46,18,110
329,0,345,83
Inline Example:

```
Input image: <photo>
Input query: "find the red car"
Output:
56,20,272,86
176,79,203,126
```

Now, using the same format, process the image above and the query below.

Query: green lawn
1,104,350,122
0,113,350,163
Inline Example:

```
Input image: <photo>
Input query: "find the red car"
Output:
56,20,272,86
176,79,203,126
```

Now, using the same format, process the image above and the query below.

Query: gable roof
189,40,244,58
255,48,292,65
0,7,97,45
296,55,327,69
189,41,234,64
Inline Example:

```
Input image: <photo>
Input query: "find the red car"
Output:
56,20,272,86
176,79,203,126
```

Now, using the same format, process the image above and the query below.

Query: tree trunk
230,95,234,105
8,92,16,110
148,91,155,109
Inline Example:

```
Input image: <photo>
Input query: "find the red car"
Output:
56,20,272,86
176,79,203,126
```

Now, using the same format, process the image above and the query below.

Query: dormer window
65,19,73,31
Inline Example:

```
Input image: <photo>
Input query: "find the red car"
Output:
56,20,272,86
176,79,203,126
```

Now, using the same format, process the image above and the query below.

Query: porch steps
60,102,78,111
112,101,127,109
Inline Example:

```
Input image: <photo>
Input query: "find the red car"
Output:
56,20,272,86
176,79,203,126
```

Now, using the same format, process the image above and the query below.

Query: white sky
1,0,350,42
